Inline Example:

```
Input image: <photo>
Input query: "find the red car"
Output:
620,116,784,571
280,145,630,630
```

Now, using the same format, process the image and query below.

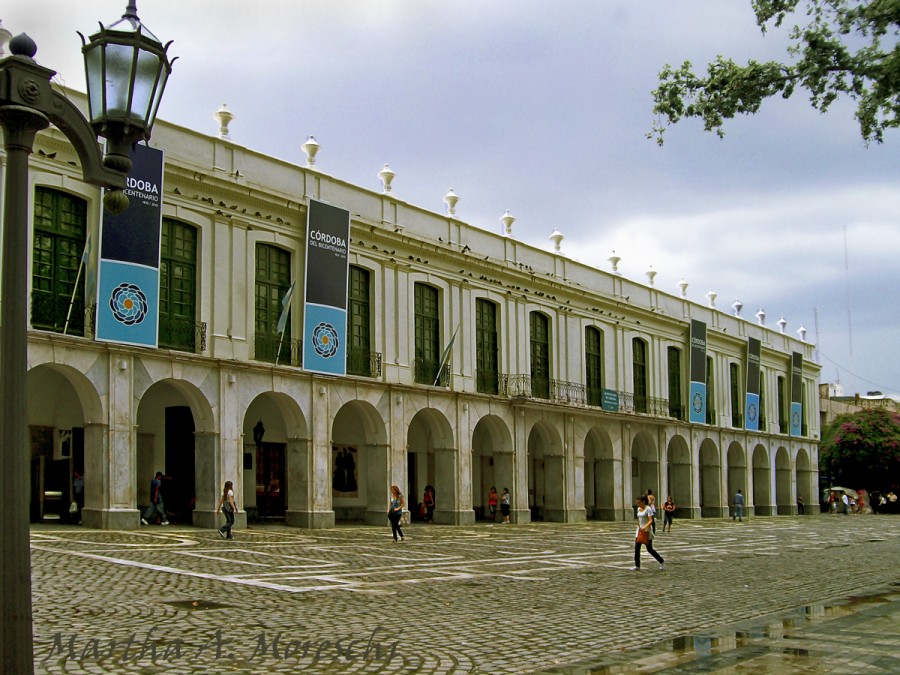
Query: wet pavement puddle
541,585,900,673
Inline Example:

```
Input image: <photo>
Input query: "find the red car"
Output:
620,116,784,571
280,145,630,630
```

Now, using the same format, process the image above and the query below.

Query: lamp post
0,4,172,672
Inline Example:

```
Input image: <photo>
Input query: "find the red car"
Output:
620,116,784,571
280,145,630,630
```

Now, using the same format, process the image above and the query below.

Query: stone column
80,421,137,529
434,447,473,525
365,442,390,525
83,356,139,529
191,432,223,529
285,436,333,528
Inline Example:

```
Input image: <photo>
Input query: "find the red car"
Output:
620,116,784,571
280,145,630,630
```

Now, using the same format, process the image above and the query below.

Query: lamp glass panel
148,66,169,129
83,45,105,122
103,42,136,117
131,48,161,124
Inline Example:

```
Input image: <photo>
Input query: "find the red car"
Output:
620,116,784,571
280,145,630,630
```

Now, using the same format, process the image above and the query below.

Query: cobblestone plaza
32,515,900,673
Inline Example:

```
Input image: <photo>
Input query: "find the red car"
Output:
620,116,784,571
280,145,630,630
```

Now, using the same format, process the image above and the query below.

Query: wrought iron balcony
159,316,207,353
254,333,302,366
499,374,586,405
476,368,500,395
30,291,85,336
414,358,450,387
347,347,382,378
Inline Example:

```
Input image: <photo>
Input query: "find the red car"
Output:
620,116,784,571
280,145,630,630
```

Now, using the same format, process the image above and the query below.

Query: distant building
819,384,900,429
9,91,820,529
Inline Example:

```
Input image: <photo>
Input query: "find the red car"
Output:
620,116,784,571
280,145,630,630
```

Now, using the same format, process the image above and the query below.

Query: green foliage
650,0,900,145
819,407,900,490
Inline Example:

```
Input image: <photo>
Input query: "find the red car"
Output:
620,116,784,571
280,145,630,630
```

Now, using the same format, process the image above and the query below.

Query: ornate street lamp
0,5,173,673
80,0,174,177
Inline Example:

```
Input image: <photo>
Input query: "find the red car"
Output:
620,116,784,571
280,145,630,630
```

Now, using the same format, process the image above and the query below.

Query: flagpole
274,280,295,367
275,316,288,367
61,258,86,335
434,323,460,387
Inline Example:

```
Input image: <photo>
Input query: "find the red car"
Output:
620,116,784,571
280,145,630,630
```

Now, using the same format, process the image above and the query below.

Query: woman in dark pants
631,496,665,571
388,485,405,542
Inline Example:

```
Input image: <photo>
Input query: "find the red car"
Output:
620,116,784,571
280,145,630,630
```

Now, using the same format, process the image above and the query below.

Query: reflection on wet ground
544,584,900,674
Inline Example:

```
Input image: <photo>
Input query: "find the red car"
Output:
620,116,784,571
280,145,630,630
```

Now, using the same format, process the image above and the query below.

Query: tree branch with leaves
649,0,899,145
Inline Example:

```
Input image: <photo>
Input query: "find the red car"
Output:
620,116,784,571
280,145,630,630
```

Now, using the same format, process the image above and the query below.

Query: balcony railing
476,369,500,395
159,316,207,353
499,375,586,405
414,358,450,387
347,347,382,378
31,292,85,336
254,333,302,366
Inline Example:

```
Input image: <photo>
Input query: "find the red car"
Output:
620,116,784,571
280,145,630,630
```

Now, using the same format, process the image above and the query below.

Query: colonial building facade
9,92,820,530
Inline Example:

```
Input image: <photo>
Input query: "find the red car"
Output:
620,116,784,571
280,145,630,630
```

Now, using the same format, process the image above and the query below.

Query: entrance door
165,406,195,524
256,443,286,518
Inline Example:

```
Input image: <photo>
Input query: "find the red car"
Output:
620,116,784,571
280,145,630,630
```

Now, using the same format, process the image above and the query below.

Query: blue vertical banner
790,351,803,436
689,319,707,424
96,144,163,347
302,199,350,376
745,337,761,432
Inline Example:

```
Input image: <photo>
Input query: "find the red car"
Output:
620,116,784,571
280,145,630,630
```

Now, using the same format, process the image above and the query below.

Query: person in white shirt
631,496,665,571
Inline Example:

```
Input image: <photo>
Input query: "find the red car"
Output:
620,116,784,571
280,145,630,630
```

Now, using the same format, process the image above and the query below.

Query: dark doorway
256,443,286,519
407,451,418,517
165,406,195,524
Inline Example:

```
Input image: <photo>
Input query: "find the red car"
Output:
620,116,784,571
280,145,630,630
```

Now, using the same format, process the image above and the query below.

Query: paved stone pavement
30,515,900,674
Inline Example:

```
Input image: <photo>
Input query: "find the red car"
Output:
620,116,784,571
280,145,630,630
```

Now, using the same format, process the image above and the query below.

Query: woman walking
631,496,664,571
216,480,237,540
388,485,406,542
500,488,511,524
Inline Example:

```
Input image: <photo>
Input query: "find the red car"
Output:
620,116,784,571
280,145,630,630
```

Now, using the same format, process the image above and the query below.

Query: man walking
141,471,169,525
733,489,744,522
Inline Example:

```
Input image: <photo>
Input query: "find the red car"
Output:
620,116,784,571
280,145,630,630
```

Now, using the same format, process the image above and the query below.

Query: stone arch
666,434,693,518
472,414,514,521
135,378,216,525
408,407,456,524
795,447,814,515
584,427,615,520
752,444,772,515
332,399,388,524
727,441,747,514
244,392,309,524
630,429,659,504
26,364,102,525
775,446,792,514
699,438,723,517
527,420,564,521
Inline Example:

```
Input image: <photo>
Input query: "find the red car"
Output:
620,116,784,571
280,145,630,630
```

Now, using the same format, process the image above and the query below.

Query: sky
4,1,899,397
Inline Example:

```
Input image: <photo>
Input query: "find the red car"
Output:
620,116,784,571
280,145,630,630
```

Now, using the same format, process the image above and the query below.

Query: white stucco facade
5,91,821,530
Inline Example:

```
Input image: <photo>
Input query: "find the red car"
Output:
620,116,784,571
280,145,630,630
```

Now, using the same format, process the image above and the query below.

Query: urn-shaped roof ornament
443,189,459,216
378,164,395,193
549,228,564,253
732,299,743,317
500,210,515,237
755,308,766,326
677,278,688,298
213,103,233,139
302,135,320,167
645,266,657,286
705,289,717,308
608,251,621,275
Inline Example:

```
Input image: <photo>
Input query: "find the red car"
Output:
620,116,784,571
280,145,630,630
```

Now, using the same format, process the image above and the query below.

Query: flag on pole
276,281,295,334
434,323,460,386
82,232,96,307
